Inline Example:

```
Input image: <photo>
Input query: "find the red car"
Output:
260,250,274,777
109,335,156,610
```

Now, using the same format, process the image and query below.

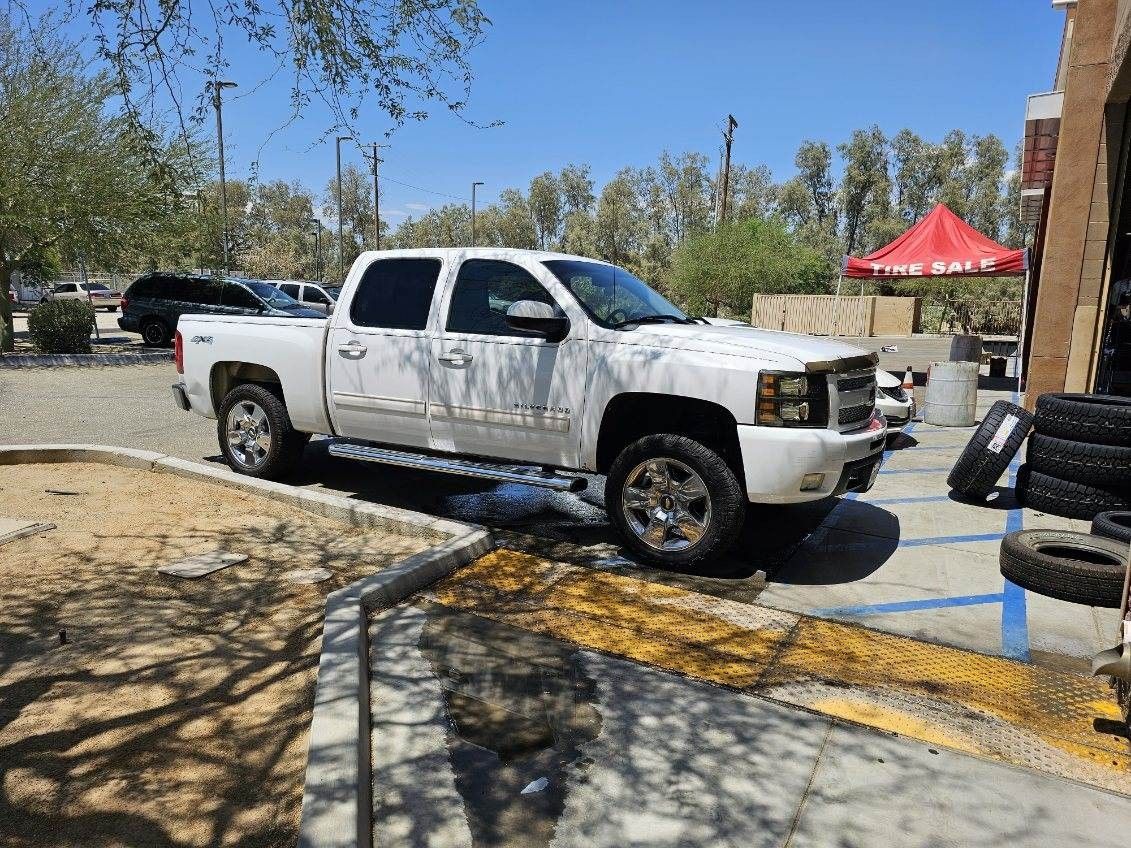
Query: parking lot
3,361,1129,846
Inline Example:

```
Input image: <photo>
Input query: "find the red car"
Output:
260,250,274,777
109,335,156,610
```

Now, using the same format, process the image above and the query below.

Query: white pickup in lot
173,248,886,566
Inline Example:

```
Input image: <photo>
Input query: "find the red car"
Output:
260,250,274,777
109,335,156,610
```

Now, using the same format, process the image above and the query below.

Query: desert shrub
27,299,95,354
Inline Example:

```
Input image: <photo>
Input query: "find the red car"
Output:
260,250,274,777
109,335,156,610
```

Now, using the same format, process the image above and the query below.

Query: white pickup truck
173,248,886,566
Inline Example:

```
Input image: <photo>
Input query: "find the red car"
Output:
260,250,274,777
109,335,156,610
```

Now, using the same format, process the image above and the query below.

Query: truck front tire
217,383,307,480
606,433,745,568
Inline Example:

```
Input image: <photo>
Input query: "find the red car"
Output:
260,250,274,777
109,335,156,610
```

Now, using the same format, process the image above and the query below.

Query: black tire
140,317,170,347
946,400,1032,499
217,383,307,480
105,306,118,313
1034,393,1131,447
1000,529,1127,608
1026,433,1131,487
1015,464,1131,520
1091,511,1131,544
605,434,745,569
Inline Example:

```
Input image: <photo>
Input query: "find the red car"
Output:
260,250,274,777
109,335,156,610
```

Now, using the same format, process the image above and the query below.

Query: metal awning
1021,90,1063,225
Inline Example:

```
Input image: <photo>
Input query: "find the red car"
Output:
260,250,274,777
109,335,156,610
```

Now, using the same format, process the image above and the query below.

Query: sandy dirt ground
0,462,432,848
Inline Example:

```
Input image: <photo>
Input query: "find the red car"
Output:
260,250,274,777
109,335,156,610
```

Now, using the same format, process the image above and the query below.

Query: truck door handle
337,341,367,358
438,348,472,364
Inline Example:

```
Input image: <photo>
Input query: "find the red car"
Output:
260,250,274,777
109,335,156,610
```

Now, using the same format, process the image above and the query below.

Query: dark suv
119,273,324,346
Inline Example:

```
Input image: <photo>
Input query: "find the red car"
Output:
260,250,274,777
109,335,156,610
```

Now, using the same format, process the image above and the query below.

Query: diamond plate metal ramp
425,550,1131,794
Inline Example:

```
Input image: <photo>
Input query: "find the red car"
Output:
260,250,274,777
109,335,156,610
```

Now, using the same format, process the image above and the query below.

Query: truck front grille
838,402,875,427
831,369,877,431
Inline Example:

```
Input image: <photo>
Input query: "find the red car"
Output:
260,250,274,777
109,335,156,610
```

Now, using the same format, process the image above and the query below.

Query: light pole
211,80,238,274
335,135,353,281
471,181,484,244
310,218,323,281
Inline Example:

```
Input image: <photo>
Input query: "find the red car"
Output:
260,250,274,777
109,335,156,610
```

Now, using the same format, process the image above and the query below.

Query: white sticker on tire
988,414,1020,453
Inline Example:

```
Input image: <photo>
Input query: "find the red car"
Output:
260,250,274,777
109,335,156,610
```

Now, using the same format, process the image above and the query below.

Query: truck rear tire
217,383,307,480
605,433,745,569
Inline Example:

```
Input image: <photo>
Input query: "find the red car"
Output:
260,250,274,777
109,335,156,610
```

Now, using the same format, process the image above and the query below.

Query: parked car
265,280,341,315
174,248,887,567
42,282,123,311
119,273,324,346
876,368,915,429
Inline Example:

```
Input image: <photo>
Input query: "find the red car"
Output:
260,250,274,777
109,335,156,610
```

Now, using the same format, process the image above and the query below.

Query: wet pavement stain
417,602,604,848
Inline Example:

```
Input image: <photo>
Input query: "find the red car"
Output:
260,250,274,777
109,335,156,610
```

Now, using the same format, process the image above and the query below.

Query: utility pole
471,181,484,244
211,80,238,274
368,142,389,250
719,114,738,224
336,135,353,281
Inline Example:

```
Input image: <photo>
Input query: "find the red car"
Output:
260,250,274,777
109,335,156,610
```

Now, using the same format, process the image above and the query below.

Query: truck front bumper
737,413,887,504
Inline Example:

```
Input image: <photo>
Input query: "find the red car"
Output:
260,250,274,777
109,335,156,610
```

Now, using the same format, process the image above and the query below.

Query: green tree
890,129,940,224
670,217,826,318
595,170,644,269
0,19,199,350
559,163,596,216
528,172,564,249
837,126,891,255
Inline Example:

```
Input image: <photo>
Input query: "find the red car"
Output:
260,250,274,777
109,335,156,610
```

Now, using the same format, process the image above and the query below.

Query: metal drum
923,360,979,426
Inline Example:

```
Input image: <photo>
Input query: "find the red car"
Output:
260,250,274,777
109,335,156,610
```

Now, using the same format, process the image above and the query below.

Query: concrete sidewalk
370,596,1131,848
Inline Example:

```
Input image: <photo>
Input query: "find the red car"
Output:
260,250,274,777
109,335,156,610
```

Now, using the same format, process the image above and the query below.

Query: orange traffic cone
902,365,914,391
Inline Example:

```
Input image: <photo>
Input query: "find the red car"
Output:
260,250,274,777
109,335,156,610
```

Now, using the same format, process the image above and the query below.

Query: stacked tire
1017,394,1131,520
946,399,1033,500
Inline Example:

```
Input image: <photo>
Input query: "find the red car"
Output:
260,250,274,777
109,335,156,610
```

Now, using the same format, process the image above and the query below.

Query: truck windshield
240,279,302,308
542,260,690,328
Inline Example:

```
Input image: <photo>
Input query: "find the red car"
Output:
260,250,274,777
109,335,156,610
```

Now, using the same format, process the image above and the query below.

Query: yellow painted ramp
427,550,1131,794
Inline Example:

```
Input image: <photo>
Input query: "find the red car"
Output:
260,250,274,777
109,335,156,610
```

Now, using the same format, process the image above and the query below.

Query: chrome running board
327,442,588,492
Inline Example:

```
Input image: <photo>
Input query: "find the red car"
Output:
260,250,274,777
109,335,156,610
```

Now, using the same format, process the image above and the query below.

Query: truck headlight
757,371,829,427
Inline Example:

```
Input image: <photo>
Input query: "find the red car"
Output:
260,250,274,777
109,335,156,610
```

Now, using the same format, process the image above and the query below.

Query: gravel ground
0,462,431,848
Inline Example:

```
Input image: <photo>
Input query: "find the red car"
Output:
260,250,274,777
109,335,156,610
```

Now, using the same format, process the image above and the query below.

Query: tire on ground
1034,393,1131,447
946,400,1032,500
1000,528,1127,608
140,317,170,347
1091,511,1131,544
217,383,307,481
1015,464,1131,520
1026,433,1131,487
605,433,745,570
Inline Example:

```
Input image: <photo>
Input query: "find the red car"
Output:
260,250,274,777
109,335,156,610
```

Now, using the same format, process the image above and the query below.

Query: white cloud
405,202,430,212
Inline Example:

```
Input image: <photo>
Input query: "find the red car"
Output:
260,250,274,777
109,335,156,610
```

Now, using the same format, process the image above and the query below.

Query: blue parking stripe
813,592,1004,617
863,494,952,505
899,531,1004,548
878,466,951,475
1000,433,1030,662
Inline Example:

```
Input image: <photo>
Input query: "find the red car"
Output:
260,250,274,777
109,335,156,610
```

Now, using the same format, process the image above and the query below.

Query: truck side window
350,258,441,330
279,283,300,299
446,259,556,337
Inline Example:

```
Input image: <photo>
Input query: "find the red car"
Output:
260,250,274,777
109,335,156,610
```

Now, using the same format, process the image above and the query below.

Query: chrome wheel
621,457,712,552
226,400,272,469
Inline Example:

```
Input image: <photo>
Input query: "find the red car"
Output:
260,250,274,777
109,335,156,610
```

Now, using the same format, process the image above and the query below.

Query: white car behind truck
173,248,887,566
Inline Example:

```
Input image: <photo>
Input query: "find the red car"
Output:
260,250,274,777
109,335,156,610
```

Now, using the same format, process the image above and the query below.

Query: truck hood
612,322,874,370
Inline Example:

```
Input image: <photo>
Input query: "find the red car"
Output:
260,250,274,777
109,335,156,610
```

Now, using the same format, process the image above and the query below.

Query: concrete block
156,550,248,578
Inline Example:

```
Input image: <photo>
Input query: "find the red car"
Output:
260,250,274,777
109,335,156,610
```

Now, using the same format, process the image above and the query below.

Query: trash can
949,334,983,363
923,360,979,426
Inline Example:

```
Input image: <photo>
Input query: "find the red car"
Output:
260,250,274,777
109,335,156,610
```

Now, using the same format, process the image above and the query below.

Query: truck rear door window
350,258,441,330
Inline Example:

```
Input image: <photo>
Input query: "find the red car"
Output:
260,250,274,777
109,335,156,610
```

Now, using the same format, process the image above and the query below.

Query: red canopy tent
841,203,1027,278
836,203,1030,387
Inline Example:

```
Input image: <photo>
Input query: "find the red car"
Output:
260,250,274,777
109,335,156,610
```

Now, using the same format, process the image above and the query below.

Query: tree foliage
0,18,199,349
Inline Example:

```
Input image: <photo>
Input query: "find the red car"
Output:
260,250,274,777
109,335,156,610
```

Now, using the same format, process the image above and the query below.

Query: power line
379,174,487,203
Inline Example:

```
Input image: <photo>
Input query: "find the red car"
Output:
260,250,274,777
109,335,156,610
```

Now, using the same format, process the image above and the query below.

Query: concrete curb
0,350,173,367
298,529,494,848
0,443,496,847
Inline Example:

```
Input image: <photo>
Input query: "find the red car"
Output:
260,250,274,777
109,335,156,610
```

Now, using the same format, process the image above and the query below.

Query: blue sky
31,0,1065,221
